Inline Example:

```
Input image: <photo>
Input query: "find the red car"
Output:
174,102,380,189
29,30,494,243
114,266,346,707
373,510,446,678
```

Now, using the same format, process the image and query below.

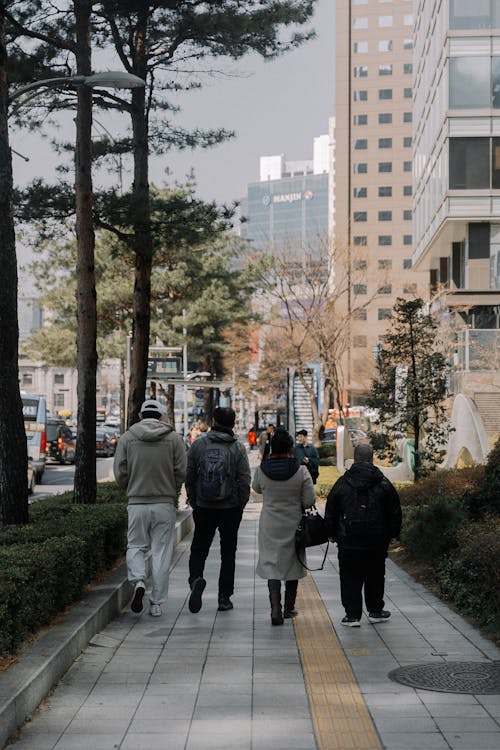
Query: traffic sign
147,357,182,379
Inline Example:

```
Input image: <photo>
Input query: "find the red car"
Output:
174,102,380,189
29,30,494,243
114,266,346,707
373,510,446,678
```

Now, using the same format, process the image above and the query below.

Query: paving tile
443,733,500,749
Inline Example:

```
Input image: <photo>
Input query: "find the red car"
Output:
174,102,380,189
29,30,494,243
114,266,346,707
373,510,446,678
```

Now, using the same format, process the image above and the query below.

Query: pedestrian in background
114,399,187,617
252,428,316,625
258,423,275,460
293,429,320,484
186,407,251,613
188,420,208,447
324,443,402,627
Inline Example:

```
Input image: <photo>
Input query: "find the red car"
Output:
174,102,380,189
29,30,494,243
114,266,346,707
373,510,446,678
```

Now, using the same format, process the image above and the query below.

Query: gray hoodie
113,418,187,505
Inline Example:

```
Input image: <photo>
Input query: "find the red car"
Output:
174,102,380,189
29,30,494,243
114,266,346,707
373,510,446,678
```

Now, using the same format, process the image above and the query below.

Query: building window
379,88,393,99
492,137,500,187
354,114,368,125
469,223,490,258
379,186,392,197
354,162,368,173
403,258,412,269
379,15,393,27
403,234,413,245
378,210,392,221
353,284,367,295
404,14,414,25
378,284,392,294
378,235,392,245
404,283,417,294
403,38,413,49
379,137,392,148
379,162,392,172
354,0,368,4
450,0,499,30
54,373,65,384
378,259,392,269
450,138,490,188
22,372,33,385
54,393,65,408
403,111,413,122
404,209,412,220
354,211,367,222
379,64,392,76
354,41,369,53
404,63,413,74
354,138,368,149
404,87,412,98
355,259,368,270
379,112,392,124
403,136,412,147
353,187,367,198
378,308,392,320
379,39,392,52
353,335,368,348
403,185,412,196
353,308,367,321
354,89,368,101
403,161,412,172
354,235,367,245
353,17,369,29
354,65,368,77
450,57,490,108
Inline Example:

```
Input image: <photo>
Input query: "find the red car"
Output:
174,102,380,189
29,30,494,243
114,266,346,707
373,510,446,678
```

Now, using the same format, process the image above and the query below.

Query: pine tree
367,298,451,481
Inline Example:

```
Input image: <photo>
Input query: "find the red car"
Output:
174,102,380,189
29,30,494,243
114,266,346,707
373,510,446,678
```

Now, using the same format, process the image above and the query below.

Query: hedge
0,484,128,655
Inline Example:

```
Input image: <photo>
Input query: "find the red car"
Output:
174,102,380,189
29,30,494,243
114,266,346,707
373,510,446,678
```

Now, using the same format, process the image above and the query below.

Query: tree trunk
166,384,175,429
0,15,29,524
127,20,152,427
73,0,97,504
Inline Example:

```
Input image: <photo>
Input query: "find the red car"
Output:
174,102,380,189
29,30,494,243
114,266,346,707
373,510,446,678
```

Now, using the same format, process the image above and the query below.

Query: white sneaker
149,603,162,617
130,581,145,613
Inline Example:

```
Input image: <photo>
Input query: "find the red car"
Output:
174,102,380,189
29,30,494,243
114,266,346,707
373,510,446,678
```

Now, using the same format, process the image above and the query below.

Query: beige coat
253,463,316,580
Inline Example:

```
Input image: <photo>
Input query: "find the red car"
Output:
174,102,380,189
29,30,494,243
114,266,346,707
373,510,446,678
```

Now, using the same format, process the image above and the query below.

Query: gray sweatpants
127,503,176,605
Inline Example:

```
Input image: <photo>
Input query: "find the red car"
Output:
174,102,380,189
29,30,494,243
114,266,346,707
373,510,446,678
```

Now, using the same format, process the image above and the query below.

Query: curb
0,507,193,749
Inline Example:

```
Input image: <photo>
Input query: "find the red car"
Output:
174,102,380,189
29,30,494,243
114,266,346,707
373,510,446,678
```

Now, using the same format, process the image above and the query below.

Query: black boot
283,592,298,619
269,592,284,626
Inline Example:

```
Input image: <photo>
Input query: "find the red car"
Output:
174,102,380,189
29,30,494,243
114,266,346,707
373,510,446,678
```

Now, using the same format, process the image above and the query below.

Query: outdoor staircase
293,372,315,435
473,392,500,435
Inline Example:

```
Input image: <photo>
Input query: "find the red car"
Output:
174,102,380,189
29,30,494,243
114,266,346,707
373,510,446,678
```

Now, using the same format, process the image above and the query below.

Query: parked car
103,424,120,453
46,419,76,464
27,457,36,495
95,428,115,457
320,427,368,447
321,428,337,445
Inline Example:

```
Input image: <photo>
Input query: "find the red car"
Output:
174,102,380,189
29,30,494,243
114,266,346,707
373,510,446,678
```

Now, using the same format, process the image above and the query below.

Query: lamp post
0,37,144,517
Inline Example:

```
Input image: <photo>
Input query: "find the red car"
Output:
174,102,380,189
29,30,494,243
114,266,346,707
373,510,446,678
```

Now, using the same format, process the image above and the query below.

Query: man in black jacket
186,407,251,614
293,429,320,484
324,443,401,627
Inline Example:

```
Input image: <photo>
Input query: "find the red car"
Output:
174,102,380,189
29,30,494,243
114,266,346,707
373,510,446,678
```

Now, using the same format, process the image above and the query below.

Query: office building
245,135,329,256
334,0,425,403
413,0,500,429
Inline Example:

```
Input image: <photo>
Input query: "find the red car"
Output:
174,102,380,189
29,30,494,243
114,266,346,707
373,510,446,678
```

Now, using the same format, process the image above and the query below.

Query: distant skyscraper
334,0,425,404
244,135,329,256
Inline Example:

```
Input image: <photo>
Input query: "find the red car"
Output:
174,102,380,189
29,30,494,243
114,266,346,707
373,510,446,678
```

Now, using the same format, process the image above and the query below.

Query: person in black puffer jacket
324,443,401,627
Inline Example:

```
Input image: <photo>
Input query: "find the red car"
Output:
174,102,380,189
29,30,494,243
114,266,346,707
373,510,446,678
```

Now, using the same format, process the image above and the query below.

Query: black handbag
295,505,330,571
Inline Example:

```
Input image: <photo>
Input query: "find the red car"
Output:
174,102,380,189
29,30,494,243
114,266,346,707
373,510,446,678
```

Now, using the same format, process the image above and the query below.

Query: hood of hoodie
345,461,385,490
260,456,300,481
129,419,173,442
205,428,237,444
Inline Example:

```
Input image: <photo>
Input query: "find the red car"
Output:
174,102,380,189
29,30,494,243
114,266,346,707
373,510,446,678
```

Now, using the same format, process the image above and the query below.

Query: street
30,457,115,501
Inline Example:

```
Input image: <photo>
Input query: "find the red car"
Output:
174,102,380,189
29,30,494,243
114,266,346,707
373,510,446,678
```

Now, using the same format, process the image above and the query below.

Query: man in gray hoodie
186,407,251,614
114,399,187,616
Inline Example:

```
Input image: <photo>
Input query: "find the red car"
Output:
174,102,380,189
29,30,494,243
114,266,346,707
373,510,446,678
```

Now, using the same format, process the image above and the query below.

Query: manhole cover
388,661,500,694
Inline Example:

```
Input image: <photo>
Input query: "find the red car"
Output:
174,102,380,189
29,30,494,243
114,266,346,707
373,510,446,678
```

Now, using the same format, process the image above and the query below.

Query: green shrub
437,517,500,632
464,438,500,519
0,499,127,655
401,497,466,565
318,443,336,460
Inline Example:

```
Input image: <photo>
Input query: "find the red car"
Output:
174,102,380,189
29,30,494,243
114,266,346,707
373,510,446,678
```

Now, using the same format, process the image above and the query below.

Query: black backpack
341,482,386,541
197,443,234,502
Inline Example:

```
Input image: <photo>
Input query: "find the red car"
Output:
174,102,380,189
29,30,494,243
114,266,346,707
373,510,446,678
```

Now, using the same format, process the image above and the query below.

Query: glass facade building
245,172,329,255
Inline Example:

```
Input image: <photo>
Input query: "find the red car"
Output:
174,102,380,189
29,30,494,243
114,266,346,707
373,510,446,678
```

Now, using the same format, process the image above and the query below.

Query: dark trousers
267,579,298,598
338,547,387,619
189,506,243,597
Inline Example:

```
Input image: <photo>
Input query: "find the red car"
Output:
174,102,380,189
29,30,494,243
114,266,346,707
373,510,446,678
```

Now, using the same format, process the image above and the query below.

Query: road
30,457,115,501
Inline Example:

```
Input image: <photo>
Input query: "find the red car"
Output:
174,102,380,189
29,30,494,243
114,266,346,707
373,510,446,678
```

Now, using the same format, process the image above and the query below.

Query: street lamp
9,71,145,103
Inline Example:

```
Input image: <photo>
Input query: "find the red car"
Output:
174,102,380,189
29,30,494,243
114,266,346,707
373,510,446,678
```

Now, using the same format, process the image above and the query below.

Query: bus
21,393,47,481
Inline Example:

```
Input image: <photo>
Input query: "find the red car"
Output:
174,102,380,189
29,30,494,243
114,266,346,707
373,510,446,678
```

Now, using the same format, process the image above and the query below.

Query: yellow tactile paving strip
294,573,382,750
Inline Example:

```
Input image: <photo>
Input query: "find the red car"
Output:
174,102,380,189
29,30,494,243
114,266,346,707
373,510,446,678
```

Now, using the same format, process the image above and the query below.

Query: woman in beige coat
252,429,316,625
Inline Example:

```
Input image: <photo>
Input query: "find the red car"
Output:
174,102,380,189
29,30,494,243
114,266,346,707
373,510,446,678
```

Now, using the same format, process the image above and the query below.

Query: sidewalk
4,493,500,750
